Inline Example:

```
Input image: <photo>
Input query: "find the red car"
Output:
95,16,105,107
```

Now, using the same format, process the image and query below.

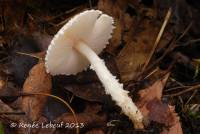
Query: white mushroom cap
45,10,144,127
45,10,114,75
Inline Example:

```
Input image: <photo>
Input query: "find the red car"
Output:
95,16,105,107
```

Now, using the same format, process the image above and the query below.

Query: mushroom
45,10,143,128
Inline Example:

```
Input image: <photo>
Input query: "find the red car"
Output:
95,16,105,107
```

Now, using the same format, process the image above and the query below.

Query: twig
143,67,158,79
164,84,200,97
165,85,191,92
141,7,172,73
0,112,25,115
164,78,191,92
69,94,74,103
138,38,175,80
16,52,42,60
170,77,186,87
142,21,193,77
89,0,93,8
53,6,87,27
185,90,197,105
181,38,200,47
47,6,82,22
22,92,79,134
176,22,193,42
0,10,5,31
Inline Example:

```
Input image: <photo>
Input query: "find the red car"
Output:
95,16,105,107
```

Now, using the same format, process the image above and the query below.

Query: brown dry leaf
64,82,105,102
160,106,183,134
136,74,183,134
55,103,105,133
98,0,166,82
56,105,106,127
108,20,122,53
0,0,26,32
0,99,21,122
0,75,6,90
174,0,200,36
21,62,52,121
0,80,5,90
136,75,167,117
10,34,42,86
57,113,106,127
33,116,56,134
98,0,127,54
86,128,105,134
0,71,20,101
32,32,52,51
117,19,160,82
0,81,19,102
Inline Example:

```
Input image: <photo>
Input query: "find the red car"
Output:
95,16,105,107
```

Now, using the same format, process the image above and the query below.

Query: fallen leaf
32,32,52,51
136,74,183,134
43,92,69,121
116,19,160,82
17,116,52,134
86,128,105,134
55,112,106,131
136,75,166,116
98,0,127,54
0,100,21,122
160,106,183,134
64,82,105,102
84,102,102,114
0,71,7,90
10,34,41,86
21,62,52,121
33,117,56,134
0,81,19,102
55,102,105,133
0,70,19,102
0,0,26,32
174,0,200,36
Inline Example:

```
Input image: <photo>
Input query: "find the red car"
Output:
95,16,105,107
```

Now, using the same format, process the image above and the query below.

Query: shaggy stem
75,42,144,128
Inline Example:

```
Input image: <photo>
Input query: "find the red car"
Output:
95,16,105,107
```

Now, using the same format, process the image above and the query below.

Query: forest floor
0,0,199,134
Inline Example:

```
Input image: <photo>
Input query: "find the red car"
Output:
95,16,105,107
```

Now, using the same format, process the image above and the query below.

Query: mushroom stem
75,42,144,128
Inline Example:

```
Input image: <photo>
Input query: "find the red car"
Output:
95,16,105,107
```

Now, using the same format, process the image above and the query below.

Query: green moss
0,122,4,134
188,111,200,120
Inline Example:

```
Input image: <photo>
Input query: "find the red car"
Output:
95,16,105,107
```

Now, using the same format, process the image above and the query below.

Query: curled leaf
21,62,52,121
136,74,183,134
